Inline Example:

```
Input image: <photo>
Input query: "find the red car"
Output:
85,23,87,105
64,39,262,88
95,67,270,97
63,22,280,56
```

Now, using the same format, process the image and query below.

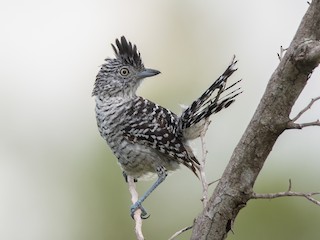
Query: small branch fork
287,96,320,129
252,179,320,206
127,176,144,240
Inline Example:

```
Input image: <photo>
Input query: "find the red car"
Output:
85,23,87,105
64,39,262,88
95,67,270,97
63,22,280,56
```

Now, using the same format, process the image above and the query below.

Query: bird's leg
130,166,167,219
123,171,137,183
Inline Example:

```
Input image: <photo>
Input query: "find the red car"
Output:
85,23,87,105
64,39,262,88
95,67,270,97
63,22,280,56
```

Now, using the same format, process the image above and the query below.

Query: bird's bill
137,68,161,79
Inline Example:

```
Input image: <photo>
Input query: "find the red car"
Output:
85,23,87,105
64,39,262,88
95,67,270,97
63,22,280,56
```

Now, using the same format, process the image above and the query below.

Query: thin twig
127,176,144,240
288,178,292,191
291,96,320,122
277,46,288,61
287,119,320,129
168,225,193,240
286,96,320,129
199,119,211,207
253,191,320,205
252,179,320,206
208,178,221,187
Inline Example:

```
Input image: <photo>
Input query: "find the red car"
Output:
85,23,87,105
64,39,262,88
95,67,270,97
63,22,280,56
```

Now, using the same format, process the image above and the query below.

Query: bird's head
93,36,160,98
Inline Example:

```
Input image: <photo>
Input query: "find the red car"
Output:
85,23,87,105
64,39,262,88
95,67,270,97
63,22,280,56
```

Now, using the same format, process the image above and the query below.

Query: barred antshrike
92,36,241,218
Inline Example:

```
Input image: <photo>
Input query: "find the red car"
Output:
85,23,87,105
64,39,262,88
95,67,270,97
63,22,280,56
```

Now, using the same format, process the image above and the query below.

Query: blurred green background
1,0,320,239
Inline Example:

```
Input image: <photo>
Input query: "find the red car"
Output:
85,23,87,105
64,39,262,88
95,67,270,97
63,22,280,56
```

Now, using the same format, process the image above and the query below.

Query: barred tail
178,56,242,140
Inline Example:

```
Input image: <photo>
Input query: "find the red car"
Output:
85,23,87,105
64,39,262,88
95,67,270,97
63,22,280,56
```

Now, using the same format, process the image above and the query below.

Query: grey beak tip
138,68,161,79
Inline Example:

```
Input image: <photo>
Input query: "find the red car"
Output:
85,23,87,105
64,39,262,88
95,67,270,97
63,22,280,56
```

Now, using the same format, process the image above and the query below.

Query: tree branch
191,1,320,239
168,225,193,240
127,176,144,240
199,119,211,207
291,96,320,122
287,119,320,129
253,191,320,206
287,96,320,129
252,179,320,207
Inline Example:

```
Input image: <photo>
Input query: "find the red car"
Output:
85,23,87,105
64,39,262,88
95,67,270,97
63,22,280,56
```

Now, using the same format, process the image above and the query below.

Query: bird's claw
130,202,150,219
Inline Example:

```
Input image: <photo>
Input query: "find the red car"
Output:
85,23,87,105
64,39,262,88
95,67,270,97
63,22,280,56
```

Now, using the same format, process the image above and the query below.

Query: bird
92,36,241,219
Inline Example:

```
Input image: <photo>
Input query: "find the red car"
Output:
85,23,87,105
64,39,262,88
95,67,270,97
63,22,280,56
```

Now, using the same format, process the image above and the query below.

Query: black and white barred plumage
92,36,241,217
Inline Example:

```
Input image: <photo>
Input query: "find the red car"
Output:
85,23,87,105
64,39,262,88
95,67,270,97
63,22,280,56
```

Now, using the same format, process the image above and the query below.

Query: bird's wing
122,97,199,175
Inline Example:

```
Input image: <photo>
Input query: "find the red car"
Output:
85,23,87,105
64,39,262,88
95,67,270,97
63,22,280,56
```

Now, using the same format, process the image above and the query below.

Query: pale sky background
1,0,319,239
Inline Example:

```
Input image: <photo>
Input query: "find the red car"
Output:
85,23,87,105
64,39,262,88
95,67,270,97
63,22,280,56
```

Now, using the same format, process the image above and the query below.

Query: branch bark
191,1,320,239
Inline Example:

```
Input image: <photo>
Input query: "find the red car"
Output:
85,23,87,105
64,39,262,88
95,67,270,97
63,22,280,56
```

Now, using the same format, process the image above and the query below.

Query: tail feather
178,56,242,140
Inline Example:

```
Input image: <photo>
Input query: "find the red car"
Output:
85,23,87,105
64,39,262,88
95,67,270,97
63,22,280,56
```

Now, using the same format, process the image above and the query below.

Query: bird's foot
130,202,150,219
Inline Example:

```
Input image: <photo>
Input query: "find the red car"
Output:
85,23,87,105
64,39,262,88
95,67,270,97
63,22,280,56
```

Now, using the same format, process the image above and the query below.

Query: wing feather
122,97,199,175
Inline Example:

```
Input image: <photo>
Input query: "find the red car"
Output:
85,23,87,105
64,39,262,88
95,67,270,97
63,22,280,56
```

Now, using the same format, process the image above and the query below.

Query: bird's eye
120,67,130,76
